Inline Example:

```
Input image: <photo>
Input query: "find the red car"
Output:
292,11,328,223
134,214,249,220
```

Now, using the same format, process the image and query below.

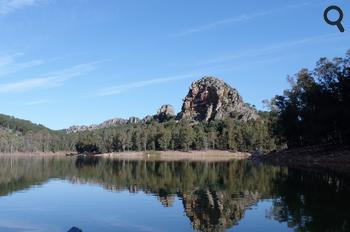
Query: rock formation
66,117,141,133
177,76,259,122
154,104,175,122
66,76,259,133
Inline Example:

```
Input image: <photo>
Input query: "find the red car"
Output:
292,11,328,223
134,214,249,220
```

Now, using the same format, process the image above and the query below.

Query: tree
158,126,171,150
272,50,350,147
178,121,194,151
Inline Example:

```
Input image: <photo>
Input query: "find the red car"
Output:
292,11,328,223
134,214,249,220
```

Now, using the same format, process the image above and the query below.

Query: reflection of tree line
0,156,75,196
0,156,349,232
72,157,282,232
267,169,350,232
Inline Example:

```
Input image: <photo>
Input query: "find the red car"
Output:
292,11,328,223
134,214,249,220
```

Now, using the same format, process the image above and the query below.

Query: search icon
324,5,345,32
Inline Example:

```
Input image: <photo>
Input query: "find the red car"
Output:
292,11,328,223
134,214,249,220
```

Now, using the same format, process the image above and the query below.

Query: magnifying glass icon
324,5,345,32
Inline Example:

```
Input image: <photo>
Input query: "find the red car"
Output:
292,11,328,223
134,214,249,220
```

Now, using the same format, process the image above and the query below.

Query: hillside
0,114,70,153
0,114,51,134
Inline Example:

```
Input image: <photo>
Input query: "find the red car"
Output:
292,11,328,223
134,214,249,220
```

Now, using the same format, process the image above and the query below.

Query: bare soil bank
101,150,251,161
258,145,350,174
0,152,69,157
0,150,251,161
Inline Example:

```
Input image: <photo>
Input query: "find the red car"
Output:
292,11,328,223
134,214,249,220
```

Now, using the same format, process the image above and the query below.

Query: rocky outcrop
177,77,259,122
154,104,175,122
141,115,154,124
66,76,258,133
66,117,141,133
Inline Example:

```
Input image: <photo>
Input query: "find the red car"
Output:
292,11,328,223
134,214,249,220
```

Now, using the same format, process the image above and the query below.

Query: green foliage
69,118,276,154
272,50,350,147
75,134,100,154
0,113,276,153
0,114,48,134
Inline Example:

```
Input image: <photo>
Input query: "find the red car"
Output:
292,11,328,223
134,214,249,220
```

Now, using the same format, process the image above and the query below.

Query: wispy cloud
196,33,350,66
97,32,350,97
176,11,270,36
98,73,197,96
0,0,44,15
0,53,44,77
25,99,51,105
175,1,313,36
0,62,98,93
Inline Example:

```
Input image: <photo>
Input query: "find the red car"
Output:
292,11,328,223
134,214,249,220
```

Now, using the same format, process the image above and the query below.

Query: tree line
0,112,276,154
270,50,350,147
74,117,276,154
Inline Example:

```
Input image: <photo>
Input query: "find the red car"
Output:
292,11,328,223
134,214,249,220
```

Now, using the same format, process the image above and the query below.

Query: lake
0,155,349,232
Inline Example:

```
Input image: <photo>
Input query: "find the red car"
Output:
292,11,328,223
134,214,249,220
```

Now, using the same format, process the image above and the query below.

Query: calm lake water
0,156,349,232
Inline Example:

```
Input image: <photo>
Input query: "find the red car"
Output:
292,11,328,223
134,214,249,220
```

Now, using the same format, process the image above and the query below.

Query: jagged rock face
66,117,141,133
128,117,141,124
154,104,175,122
177,77,259,122
141,115,153,124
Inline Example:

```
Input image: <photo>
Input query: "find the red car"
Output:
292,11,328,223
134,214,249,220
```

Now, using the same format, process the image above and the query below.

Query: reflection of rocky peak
154,104,176,122
182,189,259,232
158,195,176,207
177,77,259,122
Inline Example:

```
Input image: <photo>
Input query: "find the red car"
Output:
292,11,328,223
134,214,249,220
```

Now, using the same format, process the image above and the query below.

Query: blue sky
0,0,349,129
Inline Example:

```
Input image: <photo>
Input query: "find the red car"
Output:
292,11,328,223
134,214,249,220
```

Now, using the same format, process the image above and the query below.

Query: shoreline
100,150,251,161
2,147,349,174
0,151,69,157
258,145,350,175
0,150,251,161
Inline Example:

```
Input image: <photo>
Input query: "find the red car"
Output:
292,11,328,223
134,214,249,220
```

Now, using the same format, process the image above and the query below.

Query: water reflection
0,155,349,232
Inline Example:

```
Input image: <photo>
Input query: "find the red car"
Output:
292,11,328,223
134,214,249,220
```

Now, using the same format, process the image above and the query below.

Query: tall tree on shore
272,50,350,147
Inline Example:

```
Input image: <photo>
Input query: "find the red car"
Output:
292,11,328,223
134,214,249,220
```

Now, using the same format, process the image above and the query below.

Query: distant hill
0,114,51,134
0,114,68,153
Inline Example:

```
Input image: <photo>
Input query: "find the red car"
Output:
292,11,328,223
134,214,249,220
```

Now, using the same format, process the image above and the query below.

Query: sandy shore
0,150,251,161
0,152,69,157
100,150,251,161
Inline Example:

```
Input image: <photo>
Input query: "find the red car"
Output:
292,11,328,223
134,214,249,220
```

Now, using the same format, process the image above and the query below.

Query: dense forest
0,111,275,154
0,114,74,153
75,117,276,154
0,50,349,154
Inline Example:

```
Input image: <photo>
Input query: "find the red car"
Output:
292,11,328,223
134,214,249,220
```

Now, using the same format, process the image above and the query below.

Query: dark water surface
0,156,349,232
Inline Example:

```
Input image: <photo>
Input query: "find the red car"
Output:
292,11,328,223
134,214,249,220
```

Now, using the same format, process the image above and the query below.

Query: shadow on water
0,155,349,232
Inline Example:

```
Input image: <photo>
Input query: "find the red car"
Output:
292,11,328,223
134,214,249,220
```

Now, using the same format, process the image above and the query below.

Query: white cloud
98,32,350,97
196,33,350,66
0,0,44,15
0,62,98,93
175,1,314,36
98,73,197,96
176,11,270,36
25,99,51,105
0,53,44,77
